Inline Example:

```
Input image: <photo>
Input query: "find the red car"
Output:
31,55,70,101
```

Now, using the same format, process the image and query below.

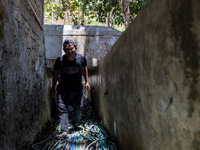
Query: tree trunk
81,10,84,25
118,0,130,29
108,12,110,27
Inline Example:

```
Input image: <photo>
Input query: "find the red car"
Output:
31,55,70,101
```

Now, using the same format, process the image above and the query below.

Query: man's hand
85,82,90,92
82,66,90,92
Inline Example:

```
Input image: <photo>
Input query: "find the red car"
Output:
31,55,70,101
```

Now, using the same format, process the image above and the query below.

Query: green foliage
44,0,66,20
129,0,148,19
44,0,149,29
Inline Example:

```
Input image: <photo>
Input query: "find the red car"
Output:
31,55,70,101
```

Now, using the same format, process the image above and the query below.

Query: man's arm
81,66,90,92
51,70,60,98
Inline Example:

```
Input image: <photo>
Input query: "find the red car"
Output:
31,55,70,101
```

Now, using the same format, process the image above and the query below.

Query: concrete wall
0,0,48,149
44,25,121,68
89,0,200,149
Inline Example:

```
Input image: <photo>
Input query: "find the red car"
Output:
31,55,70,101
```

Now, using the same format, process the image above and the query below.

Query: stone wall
0,0,48,149
89,0,200,149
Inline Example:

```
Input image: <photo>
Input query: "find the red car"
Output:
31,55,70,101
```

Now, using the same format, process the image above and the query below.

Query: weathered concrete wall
89,0,200,149
44,25,121,68
0,0,49,149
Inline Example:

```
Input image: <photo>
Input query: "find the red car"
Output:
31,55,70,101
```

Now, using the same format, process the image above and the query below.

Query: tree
44,0,149,29
117,0,149,28
118,0,130,28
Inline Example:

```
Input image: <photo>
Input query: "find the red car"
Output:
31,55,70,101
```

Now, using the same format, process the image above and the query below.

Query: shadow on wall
45,25,64,119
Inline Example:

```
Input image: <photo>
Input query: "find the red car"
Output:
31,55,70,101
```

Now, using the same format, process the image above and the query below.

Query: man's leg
71,90,83,127
57,89,70,134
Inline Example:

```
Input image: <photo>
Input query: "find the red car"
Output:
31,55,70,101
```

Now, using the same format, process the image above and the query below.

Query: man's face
64,43,75,56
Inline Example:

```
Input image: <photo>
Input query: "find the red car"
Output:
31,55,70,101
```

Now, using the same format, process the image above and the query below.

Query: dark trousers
57,87,82,133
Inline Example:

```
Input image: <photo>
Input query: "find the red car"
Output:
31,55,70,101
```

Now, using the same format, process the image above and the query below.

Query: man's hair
63,39,77,50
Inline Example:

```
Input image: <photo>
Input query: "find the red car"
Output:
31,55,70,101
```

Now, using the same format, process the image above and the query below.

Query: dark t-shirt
54,53,87,90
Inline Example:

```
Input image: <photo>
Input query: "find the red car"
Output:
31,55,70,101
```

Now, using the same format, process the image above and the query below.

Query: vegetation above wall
44,0,149,31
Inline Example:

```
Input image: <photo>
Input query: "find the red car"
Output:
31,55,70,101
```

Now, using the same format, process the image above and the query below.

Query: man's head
63,39,77,50
63,39,77,57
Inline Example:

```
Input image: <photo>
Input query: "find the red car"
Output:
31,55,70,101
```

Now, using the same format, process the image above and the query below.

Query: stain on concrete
171,0,199,117
192,132,200,150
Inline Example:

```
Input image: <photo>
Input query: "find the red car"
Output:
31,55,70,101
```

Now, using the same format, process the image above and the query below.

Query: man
51,39,90,139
